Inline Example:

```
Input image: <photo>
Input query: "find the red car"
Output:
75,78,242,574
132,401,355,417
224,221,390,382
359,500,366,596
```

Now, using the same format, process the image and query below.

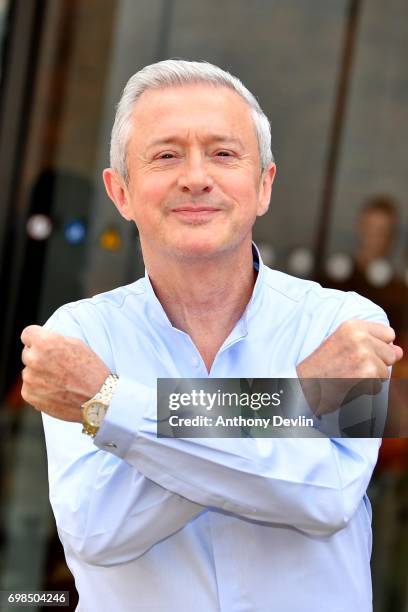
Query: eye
216,150,232,157
158,152,175,159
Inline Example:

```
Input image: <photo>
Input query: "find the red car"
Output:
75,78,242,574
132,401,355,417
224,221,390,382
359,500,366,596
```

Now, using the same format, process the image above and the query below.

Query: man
355,196,398,276
21,60,403,611
353,196,407,341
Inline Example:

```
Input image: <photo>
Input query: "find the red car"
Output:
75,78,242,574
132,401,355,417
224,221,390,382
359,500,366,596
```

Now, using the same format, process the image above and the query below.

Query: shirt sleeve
95,291,387,538
42,309,205,567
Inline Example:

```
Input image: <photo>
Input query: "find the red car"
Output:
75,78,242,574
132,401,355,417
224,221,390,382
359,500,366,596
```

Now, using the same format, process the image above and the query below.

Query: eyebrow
145,134,245,150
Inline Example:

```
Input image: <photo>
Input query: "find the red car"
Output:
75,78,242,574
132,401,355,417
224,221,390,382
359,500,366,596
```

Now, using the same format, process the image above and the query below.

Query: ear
256,163,276,217
103,168,133,221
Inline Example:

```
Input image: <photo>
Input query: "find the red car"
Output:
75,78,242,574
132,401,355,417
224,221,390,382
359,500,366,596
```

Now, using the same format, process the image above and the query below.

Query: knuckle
20,325,32,343
347,319,361,330
23,351,33,367
21,369,32,385
387,326,396,341
21,324,41,344
339,320,364,343
385,349,396,366
357,358,377,377
363,363,378,378
356,346,370,362
26,350,38,368
356,329,367,343
20,383,29,402
35,334,46,349
339,320,353,333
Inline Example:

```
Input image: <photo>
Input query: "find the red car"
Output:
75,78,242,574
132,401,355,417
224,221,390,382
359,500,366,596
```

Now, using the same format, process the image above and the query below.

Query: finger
371,337,400,366
21,345,32,366
362,321,396,343
370,355,390,379
21,379,37,408
391,343,404,363
350,349,390,378
21,325,44,347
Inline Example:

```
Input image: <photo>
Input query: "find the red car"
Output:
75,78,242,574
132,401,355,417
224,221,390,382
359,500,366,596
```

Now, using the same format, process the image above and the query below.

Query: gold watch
81,374,119,438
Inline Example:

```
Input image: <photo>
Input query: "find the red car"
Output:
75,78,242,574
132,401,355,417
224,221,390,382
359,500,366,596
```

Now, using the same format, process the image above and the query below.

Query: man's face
106,84,275,260
358,210,396,259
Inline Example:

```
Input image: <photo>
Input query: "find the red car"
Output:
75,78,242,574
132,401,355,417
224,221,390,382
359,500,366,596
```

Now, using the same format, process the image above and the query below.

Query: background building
0,1,406,610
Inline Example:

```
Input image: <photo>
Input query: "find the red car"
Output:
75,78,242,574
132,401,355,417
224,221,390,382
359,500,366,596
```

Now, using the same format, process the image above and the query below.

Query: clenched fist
296,320,404,416
21,325,110,422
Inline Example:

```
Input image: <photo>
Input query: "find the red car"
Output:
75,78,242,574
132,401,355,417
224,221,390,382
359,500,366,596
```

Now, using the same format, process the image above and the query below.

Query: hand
296,320,404,416
21,325,110,422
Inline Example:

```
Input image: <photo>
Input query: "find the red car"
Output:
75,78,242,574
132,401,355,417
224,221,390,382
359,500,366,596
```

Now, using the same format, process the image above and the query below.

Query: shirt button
103,441,118,449
192,356,200,367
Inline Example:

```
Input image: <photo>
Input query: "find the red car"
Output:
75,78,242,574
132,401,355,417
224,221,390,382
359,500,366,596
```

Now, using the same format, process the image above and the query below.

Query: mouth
173,206,221,212
172,206,222,221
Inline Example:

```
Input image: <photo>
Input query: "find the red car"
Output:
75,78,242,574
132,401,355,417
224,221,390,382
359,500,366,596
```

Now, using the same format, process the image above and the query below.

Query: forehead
361,209,395,225
129,83,257,148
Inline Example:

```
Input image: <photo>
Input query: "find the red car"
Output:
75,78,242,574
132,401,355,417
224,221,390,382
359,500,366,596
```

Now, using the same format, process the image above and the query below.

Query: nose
177,153,214,195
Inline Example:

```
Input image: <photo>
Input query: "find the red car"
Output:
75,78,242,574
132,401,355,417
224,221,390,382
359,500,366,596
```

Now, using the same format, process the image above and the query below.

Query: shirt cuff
94,376,156,458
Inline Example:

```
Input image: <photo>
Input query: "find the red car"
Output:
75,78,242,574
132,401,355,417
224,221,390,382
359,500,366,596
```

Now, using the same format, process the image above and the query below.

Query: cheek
134,173,172,204
129,177,171,223
221,173,260,212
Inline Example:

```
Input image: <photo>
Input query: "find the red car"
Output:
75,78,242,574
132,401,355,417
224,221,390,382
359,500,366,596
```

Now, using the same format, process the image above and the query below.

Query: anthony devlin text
168,415,315,429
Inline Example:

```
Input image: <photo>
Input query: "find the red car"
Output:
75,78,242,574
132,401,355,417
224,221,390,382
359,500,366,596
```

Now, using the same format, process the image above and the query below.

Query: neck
143,240,257,371
355,249,387,272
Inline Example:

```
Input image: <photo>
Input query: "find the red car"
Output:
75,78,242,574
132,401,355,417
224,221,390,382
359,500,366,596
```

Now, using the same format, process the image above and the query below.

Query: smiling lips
172,206,222,220
172,206,221,212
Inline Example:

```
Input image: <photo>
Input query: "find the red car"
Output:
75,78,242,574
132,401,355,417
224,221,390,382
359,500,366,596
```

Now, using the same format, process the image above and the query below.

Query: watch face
83,401,107,427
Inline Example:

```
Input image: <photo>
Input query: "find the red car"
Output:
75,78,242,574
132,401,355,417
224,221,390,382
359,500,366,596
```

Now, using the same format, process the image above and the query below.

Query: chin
170,236,229,261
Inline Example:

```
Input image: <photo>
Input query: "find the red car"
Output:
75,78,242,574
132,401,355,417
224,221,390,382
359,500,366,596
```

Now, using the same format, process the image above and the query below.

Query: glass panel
0,1,406,610
83,0,349,292
325,2,408,609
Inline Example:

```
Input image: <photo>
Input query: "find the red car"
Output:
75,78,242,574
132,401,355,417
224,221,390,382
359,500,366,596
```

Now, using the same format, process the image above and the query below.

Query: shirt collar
143,242,265,333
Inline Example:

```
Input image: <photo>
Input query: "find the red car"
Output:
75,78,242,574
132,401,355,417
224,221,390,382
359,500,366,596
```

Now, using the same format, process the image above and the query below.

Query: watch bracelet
92,373,119,404
81,373,119,438
82,422,100,437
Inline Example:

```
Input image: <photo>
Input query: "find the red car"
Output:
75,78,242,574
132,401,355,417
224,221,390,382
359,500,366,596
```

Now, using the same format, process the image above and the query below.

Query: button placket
192,355,201,368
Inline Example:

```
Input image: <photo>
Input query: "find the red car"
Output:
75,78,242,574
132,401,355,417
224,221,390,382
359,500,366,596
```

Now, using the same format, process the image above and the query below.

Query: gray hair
110,59,274,183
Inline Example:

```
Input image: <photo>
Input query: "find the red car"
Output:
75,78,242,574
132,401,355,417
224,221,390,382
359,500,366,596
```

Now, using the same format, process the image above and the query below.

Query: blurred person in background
351,196,406,347
323,195,406,352
354,197,407,610
322,195,408,610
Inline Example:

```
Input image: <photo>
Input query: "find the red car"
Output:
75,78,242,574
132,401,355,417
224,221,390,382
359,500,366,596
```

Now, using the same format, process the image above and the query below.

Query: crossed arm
21,307,402,566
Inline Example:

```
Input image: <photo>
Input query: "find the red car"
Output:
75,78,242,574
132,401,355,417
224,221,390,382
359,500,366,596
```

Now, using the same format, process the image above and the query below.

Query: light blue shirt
42,245,386,612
